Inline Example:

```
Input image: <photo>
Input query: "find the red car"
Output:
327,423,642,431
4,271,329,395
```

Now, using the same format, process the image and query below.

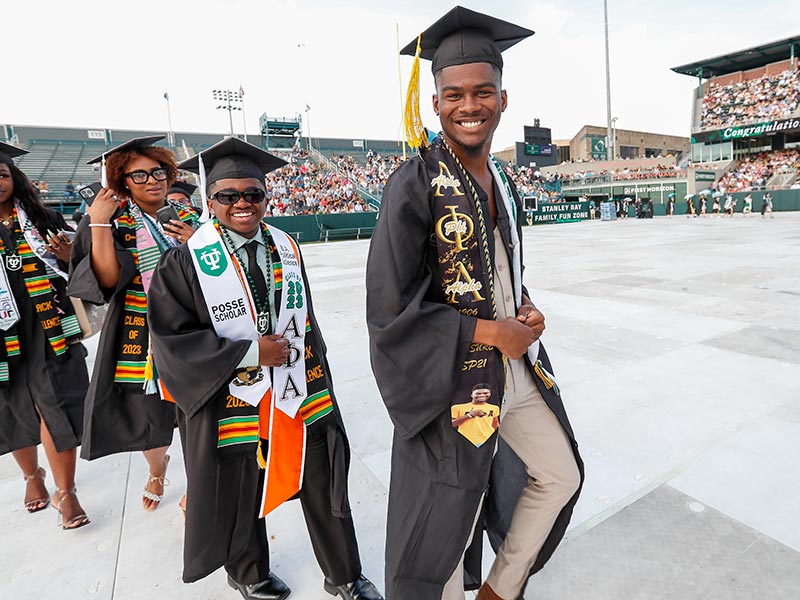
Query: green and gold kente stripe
5,335,20,357
299,389,333,425
23,275,52,297
217,415,260,447
114,360,147,383
48,334,67,356
124,290,148,313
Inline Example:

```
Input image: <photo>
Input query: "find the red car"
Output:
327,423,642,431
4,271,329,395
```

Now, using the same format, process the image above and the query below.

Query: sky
5,0,798,152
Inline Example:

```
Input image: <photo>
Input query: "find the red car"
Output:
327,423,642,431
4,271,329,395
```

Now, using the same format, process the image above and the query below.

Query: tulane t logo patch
194,242,228,276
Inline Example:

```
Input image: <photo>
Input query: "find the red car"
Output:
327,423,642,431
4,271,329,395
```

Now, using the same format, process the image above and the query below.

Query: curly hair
5,163,62,238
105,146,178,195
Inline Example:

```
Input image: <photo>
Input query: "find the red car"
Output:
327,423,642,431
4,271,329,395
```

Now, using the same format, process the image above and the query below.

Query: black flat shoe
227,573,291,600
323,574,383,600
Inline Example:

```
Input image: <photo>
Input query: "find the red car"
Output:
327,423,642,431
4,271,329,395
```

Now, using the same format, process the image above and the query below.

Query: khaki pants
441,229,580,599
440,367,579,600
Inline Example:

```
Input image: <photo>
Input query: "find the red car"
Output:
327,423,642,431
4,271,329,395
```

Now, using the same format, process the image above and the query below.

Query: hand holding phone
156,204,181,226
158,204,195,244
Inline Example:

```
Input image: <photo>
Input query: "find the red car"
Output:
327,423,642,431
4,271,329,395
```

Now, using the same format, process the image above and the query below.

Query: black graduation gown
147,243,358,585
0,213,88,455
68,217,175,460
366,158,584,600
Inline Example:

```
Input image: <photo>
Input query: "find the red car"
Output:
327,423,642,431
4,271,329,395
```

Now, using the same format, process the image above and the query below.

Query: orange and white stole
188,220,308,516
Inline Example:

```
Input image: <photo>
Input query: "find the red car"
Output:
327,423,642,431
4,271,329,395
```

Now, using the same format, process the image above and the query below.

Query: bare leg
12,445,50,512
142,446,170,511
40,418,89,529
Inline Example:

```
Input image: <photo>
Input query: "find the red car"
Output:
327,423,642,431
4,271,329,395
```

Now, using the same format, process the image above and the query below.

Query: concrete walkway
2,213,798,599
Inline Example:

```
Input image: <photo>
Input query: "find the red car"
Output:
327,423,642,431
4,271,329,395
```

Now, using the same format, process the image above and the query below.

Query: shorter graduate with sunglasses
68,136,199,511
147,137,382,600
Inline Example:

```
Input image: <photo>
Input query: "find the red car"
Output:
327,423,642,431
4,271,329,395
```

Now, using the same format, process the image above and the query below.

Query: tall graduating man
366,7,584,600
148,137,382,600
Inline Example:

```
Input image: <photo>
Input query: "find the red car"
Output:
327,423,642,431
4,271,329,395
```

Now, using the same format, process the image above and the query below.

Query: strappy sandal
52,488,90,530
23,466,50,513
142,455,170,511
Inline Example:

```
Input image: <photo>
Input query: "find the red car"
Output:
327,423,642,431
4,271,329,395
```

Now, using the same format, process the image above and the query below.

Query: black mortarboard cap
168,180,197,198
177,137,287,186
0,141,29,166
177,137,287,222
86,135,166,165
400,6,534,74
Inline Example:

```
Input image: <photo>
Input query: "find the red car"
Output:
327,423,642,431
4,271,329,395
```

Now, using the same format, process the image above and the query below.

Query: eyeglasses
125,167,168,184
211,188,267,205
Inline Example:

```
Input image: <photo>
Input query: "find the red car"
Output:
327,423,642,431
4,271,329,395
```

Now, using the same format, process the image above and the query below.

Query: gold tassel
403,34,429,149
143,348,158,395
257,440,266,469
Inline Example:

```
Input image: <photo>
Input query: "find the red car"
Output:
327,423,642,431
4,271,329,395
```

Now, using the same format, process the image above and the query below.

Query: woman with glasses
0,142,90,529
69,136,198,512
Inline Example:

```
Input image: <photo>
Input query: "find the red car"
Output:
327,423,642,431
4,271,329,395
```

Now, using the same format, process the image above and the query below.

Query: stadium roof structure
671,35,800,79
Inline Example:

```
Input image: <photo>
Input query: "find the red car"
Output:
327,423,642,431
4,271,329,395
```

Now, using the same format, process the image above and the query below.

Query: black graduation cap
0,141,29,166
86,135,166,165
168,180,197,198
177,137,287,222
177,137,287,186
400,6,534,74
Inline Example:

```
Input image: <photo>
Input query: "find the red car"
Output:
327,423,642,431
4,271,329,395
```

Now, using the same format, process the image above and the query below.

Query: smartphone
78,181,125,221
58,230,76,241
156,204,181,226
78,181,103,205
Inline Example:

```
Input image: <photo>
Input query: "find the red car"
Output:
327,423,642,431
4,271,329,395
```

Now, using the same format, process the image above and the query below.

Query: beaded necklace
219,222,273,334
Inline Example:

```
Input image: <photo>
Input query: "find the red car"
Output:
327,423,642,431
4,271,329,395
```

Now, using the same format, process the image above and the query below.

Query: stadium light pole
212,89,242,136
305,104,312,152
603,0,614,161
163,92,175,147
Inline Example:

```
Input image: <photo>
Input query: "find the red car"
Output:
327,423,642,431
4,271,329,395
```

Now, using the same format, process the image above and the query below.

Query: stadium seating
701,68,800,130
716,148,800,192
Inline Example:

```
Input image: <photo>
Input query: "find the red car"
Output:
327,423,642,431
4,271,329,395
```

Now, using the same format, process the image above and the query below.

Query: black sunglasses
125,167,168,184
211,188,267,205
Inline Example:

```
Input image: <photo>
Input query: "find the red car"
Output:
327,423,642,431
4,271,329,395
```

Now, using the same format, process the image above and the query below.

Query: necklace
219,223,273,334
441,138,499,321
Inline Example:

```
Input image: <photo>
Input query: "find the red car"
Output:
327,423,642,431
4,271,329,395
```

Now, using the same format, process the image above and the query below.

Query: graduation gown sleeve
366,160,477,440
67,216,137,304
147,245,251,418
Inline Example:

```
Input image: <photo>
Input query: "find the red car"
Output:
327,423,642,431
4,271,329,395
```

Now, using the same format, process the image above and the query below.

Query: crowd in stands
701,68,800,130
260,149,372,216
563,164,685,185
334,150,405,197
715,148,800,192
505,165,563,202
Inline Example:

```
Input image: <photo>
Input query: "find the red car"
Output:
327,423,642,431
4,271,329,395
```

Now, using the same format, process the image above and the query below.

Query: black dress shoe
227,573,291,600
323,574,383,600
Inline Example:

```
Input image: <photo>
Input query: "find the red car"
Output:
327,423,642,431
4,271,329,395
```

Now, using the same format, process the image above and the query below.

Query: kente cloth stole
112,201,197,386
0,204,81,384
421,137,503,447
188,220,332,516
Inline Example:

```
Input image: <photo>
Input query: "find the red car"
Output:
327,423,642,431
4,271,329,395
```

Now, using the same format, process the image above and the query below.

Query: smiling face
433,62,507,160
0,164,13,207
209,177,267,237
124,154,168,209
471,387,491,404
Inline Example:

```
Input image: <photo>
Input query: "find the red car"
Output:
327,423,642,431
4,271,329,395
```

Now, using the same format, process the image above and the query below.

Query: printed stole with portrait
422,137,504,448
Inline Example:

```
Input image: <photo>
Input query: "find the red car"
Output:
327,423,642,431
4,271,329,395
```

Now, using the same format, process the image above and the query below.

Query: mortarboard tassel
403,34,429,149
100,154,108,188
198,153,210,223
